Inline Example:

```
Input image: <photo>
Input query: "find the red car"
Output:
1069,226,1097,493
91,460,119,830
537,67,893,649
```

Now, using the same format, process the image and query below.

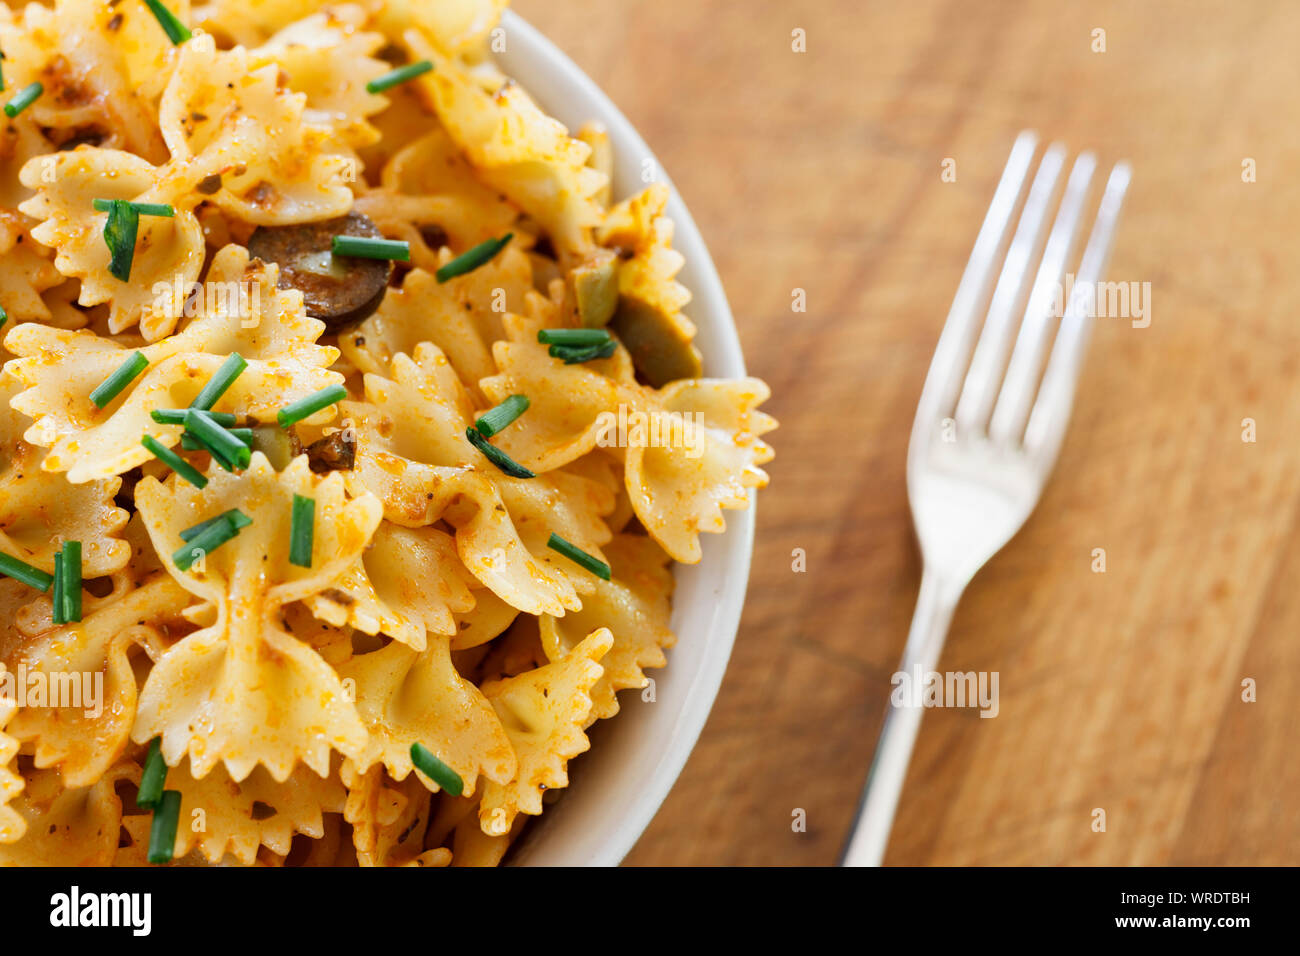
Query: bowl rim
494,10,757,866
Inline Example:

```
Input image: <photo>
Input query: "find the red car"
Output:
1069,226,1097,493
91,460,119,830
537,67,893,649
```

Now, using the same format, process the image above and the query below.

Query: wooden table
514,0,1300,865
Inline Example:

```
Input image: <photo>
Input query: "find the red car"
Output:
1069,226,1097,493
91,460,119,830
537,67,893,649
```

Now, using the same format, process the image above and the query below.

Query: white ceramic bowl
495,10,756,866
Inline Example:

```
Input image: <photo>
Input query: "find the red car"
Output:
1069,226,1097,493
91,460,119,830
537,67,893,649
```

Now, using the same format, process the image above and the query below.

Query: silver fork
841,131,1131,867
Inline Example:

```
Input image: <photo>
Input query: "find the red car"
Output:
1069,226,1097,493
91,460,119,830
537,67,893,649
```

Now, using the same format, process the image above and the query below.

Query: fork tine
912,131,1037,436
1023,161,1133,460
988,151,1097,445
954,143,1066,434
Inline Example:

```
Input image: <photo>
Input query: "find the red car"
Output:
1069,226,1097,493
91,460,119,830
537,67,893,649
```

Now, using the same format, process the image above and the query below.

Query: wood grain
513,0,1300,864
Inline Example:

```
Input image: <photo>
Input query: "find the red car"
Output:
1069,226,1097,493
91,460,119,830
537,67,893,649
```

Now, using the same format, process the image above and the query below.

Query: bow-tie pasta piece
597,184,702,387
250,6,390,151
1,0,171,163
479,309,631,474
4,245,340,482
307,522,476,650
165,759,345,865
403,30,605,259
339,637,515,795
0,370,131,574
343,344,583,616
352,129,521,268
343,763,451,867
0,682,23,844
451,586,519,651
540,534,674,721
493,468,615,597
133,456,381,782
5,576,186,788
626,377,776,563
451,808,518,866
0,211,61,325
159,37,355,226
337,261,528,394
18,148,205,338
0,763,134,865
477,628,610,835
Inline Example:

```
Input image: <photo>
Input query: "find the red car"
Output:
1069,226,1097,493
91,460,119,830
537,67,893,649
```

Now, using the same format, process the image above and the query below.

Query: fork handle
841,567,959,866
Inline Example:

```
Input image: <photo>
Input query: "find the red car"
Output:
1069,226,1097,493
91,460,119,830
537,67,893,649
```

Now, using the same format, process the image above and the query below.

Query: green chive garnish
366,60,433,94
93,198,174,218
152,408,236,427
289,494,315,568
184,408,251,470
61,540,81,623
410,743,464,796
147,789,181,865
179,508,251,543
331,235,410,261
277,384,347,429
549,341,618,364
536,328,612,347
102,198,139,282
173,511,246,572
436,233,512,283
0,305,7,328
141,435,207,489
465,426,534,479
0,552,53,592
546,532,611,580
190,352,246,411
143,0,191,45
51,552,64,625
3,81,41,118
474,394,529,438
137,737,167,809
89,351,148,408
181,427,252,451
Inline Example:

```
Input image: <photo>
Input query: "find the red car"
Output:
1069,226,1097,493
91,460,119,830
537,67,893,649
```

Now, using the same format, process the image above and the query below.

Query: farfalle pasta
0,0,772,867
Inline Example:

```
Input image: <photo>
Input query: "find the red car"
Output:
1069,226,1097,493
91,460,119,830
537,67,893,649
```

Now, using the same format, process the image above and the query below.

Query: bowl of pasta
0,0,773,867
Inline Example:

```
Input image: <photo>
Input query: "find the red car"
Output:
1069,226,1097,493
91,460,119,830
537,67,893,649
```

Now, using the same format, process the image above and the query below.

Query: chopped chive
277,384,347,429
3,81,41,118
549,341,618,364
465,426,534,479
474,394,530,438
179,508,251,543
536,328,613,347
331,235,410,262
289,495,315,568
141,435,207,489
181,427,252,451
152,408,236,427
61,541,81,623
51,552,64,625
173,512,245,572
92,198,174,218
137,738,167,809
436,233,512,283
190,352,246,411
131,202,174,218
546,532,611,580
143,0,191,45
410,743,464,796
89,351,148,408
101,198,139,282
366,60,433,94
184,408,251,470
0,552,53,592
147,790,181,865
0,306,7,328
